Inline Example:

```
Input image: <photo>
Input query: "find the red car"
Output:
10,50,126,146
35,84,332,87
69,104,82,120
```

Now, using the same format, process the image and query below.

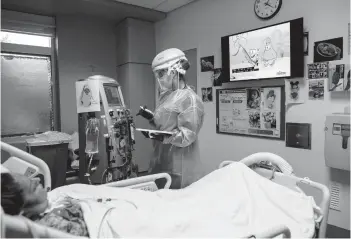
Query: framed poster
216,86,285,140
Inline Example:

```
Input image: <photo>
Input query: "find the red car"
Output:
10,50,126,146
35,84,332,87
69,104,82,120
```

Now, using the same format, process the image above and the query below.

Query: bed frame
219,155,330,239
0,141,329,238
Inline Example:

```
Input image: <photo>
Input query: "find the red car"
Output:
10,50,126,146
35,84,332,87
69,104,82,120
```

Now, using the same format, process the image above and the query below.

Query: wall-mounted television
221,18,304,82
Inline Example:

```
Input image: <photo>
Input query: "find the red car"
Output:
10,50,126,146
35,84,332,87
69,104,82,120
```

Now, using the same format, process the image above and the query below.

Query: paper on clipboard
136,128,173,141
136,128,173,135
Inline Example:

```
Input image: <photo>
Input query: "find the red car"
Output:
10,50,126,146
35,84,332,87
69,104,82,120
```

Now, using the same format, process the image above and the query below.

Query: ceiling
0,0,196,24
112,0,196,13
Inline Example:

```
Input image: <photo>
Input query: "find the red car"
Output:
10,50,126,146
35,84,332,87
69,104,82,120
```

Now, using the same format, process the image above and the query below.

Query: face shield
154,68,171,93
152,52,188,95
154,61,183,94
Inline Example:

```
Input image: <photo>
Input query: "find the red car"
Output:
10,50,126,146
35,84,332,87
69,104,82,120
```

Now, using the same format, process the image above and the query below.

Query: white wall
56,15,117,133
155,0,350,229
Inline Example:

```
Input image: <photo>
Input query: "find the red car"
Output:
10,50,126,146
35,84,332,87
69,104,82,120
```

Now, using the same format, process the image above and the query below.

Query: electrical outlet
329,181,342,211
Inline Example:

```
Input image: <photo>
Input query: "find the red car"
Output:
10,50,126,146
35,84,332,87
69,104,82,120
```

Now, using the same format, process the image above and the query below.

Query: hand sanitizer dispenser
324,106,350,171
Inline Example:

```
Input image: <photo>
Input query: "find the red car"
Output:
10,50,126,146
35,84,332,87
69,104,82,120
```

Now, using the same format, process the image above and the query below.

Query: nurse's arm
164,106,203,147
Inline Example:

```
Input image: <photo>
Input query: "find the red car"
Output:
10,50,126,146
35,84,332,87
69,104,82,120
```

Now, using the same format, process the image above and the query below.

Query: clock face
254,0,282,20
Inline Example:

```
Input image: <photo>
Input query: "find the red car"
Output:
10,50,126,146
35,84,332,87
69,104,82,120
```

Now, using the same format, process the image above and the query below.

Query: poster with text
217,87,281,138
76,80,100,113
308,62,328,79
309,79,325,100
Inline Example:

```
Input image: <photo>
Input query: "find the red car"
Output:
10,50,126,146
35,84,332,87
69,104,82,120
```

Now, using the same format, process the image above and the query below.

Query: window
1,30,57,137
1,53,53,136
1,31,51,47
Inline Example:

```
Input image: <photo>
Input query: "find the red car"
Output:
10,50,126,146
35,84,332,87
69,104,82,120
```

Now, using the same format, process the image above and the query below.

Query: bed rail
0,145,320,239
245,224,291,238
219,157,330,239
0,141,51,191
103,173,172,190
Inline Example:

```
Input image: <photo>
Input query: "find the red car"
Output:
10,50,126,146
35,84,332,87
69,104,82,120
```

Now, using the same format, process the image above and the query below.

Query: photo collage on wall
328,63,350,92
308,79,325,100
285,80,307,104
200,55,214,103
217,87,281,139
201,87,213,102
309,34,350,93
200,55,225,103
314,37,343,63
211,19,350,146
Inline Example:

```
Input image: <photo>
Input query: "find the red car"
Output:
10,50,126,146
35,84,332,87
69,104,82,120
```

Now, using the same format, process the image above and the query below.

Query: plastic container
25,131,72,189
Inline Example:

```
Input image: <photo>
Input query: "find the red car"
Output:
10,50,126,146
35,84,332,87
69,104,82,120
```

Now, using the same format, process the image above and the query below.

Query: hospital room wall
116,18,156,172
1,14,117,159
56,15,118,133
155,0,351,230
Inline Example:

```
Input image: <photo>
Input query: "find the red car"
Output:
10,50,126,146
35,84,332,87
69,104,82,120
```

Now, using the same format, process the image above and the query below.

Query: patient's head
1,172,48,216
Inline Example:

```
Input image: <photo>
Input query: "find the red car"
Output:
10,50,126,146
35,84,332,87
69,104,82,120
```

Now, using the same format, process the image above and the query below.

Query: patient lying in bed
1,163,320,238
1,170,89,237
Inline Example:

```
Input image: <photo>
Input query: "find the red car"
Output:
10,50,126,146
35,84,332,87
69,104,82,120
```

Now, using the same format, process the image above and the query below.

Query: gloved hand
136,106,154,121
149,133,164,142
140,131,163,141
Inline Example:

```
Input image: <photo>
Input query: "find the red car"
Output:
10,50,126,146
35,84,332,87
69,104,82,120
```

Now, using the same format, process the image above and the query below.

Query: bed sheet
47,162,319,238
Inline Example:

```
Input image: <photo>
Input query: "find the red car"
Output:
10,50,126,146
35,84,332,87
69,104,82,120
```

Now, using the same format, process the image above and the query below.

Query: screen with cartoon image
222,18,303,83
229,22,291,81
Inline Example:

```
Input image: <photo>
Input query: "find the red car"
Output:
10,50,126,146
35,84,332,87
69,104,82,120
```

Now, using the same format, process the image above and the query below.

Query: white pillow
0,165,10,174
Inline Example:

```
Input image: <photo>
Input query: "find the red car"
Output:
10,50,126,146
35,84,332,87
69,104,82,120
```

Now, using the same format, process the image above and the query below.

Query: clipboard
135,128,173,139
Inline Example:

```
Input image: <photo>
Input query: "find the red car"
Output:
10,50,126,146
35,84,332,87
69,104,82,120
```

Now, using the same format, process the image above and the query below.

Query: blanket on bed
31,198,89,237
47,162,320,238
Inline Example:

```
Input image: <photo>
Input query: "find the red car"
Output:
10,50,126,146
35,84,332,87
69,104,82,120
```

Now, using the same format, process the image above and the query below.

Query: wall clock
254,0,282,20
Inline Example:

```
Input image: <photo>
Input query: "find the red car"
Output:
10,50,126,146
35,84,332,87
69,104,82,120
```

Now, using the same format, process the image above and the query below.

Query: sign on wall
76,80,101,113
216,86,285,140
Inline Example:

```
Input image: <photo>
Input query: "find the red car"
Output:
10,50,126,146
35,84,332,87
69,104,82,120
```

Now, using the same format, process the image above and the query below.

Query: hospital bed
0,141,330,238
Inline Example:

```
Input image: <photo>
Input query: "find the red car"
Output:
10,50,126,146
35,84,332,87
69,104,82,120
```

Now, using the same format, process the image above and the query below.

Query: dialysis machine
76,75,138,184
324,107,350,171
